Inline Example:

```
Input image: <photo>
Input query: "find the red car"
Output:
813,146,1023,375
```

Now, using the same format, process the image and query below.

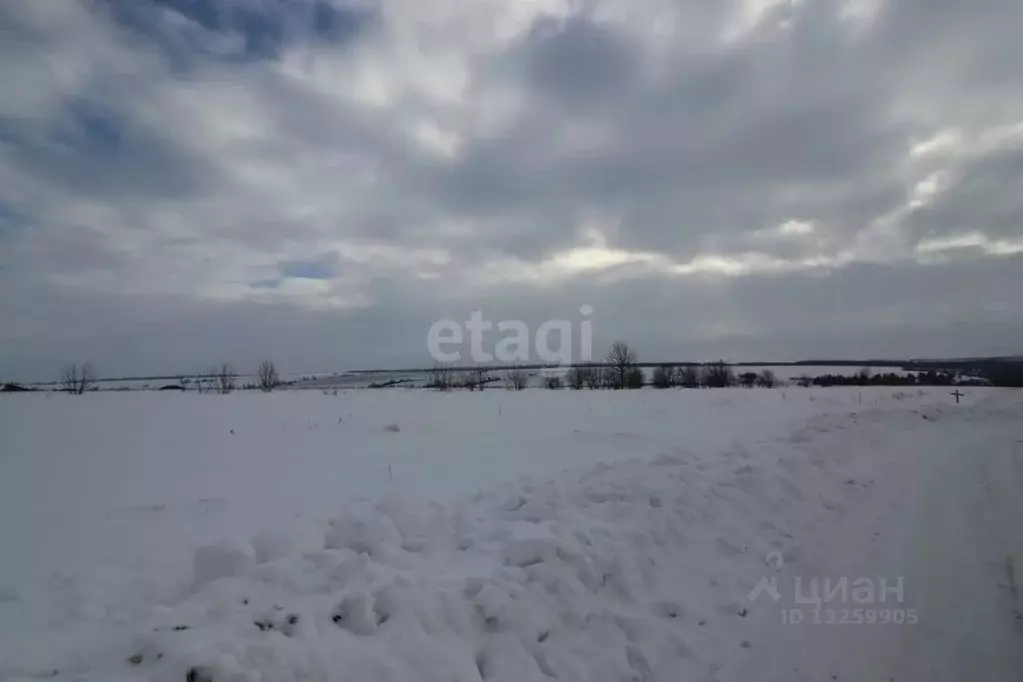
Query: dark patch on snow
186,666,213,682
475,650,489,680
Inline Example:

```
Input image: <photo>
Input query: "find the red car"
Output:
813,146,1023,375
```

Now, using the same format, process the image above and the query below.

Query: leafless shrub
59,362,97,395
257,359,280,393
625,366,645,389
566,366,587,390
194,370,222,394
739,371,759,388
212,363,237,394
427,367,453,391
757,369,778,388
678,364,700,388
544,374,563,390
595,365,617,389
652,365,674,388
466,368,492,391
506,369,529,391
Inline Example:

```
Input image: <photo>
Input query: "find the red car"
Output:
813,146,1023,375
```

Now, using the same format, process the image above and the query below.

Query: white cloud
910,129,962,158
1,0,1022,378
778,220,815,236
908,171,950,209
917,233,1023,257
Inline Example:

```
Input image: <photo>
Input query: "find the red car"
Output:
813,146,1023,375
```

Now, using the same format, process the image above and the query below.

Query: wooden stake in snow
951,389,964,404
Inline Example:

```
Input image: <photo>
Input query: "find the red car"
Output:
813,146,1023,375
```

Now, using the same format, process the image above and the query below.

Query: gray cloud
904,146,1023,243
0,0,1021,382
520,15,640,107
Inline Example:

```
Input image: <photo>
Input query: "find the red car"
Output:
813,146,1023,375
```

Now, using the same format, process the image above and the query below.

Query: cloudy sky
1,0,1021,381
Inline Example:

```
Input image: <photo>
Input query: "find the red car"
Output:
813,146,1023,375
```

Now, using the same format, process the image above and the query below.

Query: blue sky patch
102,0,378,66
279,258,337,280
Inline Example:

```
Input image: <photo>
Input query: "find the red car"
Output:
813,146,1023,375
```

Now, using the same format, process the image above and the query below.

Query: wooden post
951,390,964,404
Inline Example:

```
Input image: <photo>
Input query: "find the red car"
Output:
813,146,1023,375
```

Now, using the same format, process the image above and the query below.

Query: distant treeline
799,364,1022,388
799,370,956,388
973,361,1023,388
902,359,1023,388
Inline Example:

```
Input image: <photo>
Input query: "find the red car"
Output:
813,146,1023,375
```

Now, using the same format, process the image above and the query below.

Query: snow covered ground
1,388,1020,681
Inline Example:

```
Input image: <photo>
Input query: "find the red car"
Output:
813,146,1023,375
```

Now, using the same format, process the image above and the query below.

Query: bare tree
59,362,97,395
625,366,645,389
678,364,700,388
256,359,280,392
605,342,637,390
469,368,491,391
652,365,674,389
544,374,563,390
427,366,453,391
757,369,778,388
596,365,617,389
703,361,734,388
794,375,814,388
58,364,75,394
505,369,529,391
193,370,213,394
212,363,236,394
568,365,602,389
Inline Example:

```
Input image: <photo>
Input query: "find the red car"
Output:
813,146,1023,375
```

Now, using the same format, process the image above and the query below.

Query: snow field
0,387,1001,681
